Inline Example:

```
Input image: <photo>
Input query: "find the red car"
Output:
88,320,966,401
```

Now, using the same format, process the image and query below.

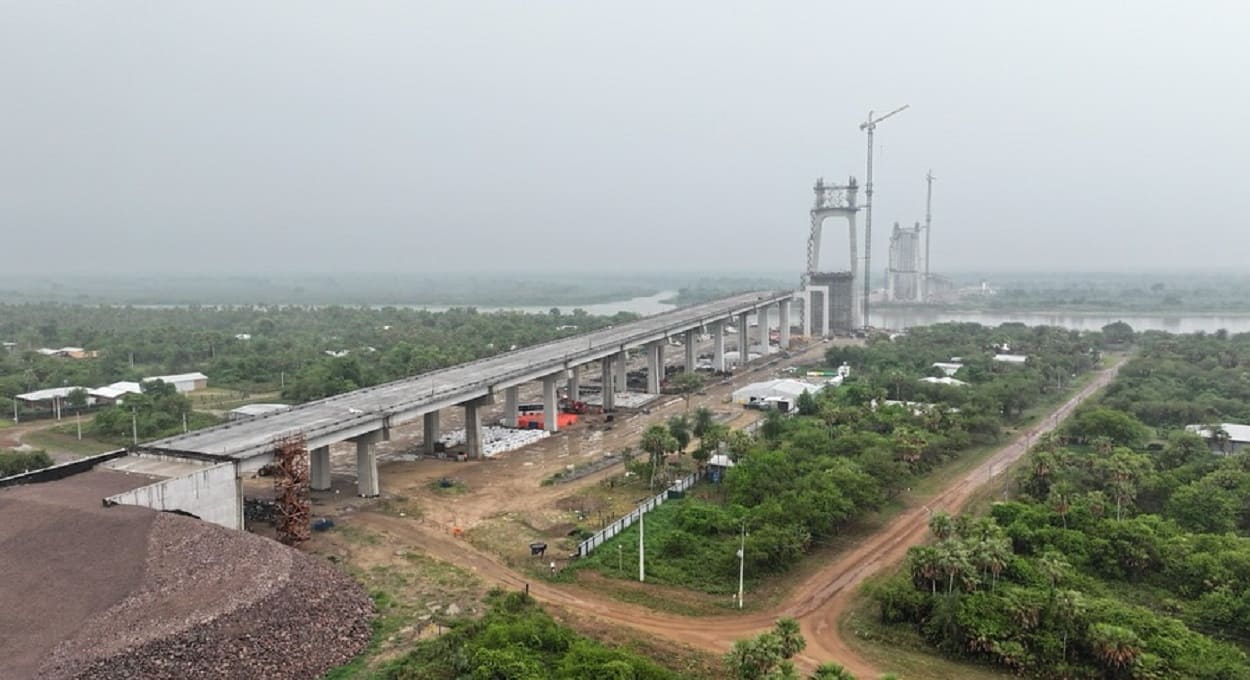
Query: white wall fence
576,470,702,558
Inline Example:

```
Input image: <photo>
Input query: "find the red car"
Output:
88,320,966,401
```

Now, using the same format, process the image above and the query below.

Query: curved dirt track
361,358,1125,677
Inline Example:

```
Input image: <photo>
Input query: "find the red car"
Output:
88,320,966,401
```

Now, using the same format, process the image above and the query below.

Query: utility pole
638,511,645,583
182,412,188,433
737,522,746,609
76,411,82,441
131,409,138,446
860,105,910,327
923,170,935,302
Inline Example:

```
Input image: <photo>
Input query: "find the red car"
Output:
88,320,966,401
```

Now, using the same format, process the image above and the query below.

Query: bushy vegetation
0,304,630,404
576,323,1101,592
874,330,1250,678
376,591,679,679
0,448,53,477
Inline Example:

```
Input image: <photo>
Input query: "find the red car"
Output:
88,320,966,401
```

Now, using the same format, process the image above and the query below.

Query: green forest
873,330,1250,678
574,323,1105,592
0,303,632,413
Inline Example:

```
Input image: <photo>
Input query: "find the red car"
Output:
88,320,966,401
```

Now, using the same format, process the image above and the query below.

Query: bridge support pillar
310,446,331,491
712,321,725,372
353,431,383,497
645,342,661,393
737,312,750,368
614,350,628,393
542,373,560,433
600,357,615,411
464,400,484,459
684,329,697,372
757,306,771,356
423,411,440,455
779,300,791,349
566,366,580,400
504,386,519,428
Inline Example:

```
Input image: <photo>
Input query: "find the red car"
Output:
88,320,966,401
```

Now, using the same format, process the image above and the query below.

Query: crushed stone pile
0,470,373,680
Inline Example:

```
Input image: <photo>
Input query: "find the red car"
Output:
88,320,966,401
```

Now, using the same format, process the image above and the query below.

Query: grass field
22,429,117,457
0,418,12,429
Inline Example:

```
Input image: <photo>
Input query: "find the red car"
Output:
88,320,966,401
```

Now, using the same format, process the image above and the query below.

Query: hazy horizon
4,2,1248,275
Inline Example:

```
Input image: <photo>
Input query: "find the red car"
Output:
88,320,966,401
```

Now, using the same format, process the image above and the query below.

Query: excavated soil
0,469,373,680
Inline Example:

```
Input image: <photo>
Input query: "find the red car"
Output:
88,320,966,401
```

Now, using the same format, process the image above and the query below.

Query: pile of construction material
439,425,550,457
1,470,373,680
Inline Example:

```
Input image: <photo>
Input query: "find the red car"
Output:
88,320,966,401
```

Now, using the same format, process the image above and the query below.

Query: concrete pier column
423,411,440,454
310,446,331,491
684,329,697,372
779,300,791,349
802,290,812,337
353,432,382,497
566,366,580,400
737,312,750,368
757,306,771,356
712,321,726,372
656,343,665,386
615,349,628,392
464,401,483,459
600,356,615,411
542,373,560,433
504,386,519,428
645,342,661,394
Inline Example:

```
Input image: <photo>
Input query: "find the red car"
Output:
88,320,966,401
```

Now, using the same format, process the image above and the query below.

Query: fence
576,469,702,558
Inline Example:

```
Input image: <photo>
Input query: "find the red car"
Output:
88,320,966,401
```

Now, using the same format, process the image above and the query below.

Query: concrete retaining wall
105,461,242,530
0,449,128,488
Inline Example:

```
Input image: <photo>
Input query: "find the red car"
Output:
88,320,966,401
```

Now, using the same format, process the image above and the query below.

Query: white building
920,376,968,387
88,381,144,404
932,362,964,376
142,372,208,393
16,386,91,406
993,354,1029,365
1186,423,1250,454
732,379,826,409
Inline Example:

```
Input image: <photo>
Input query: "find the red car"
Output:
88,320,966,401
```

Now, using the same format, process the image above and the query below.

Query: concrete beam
737,312,750,369
684,329,697,372
779,300,791,349
542,373,560,433
567,365,580,400
310,445,331,491
645,341,661,393
351,430,384,498
757,305,771,356
504,386,519,428
423,411,440,454
615,349,628,393
600,356,615,411
464,400,484,460
712,321,725,372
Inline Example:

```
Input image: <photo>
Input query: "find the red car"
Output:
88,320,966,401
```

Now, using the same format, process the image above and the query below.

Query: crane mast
859,104,909,327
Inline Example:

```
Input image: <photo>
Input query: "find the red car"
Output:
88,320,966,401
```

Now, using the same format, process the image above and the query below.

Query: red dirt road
356,358,1125,676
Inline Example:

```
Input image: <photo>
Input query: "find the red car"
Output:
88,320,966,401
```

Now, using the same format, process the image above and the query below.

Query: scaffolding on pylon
272,433,311,545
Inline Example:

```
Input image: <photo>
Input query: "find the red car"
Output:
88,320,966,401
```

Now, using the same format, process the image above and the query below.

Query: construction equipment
559,397,588,414
860,104,910,326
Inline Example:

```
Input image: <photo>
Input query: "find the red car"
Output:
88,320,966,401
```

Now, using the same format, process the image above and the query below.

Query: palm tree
667,414,691,452
640,425,677,490
928,511,955,542
809,662,857,679
1038,551,1069,592
909,546,942,594
692,406,716,448
774,617,806,659
1052,589,1085,661
1088,623,1142,671
936,542,973,594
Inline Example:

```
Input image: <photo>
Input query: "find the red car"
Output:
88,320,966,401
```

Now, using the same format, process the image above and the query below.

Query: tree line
874,330,1250,678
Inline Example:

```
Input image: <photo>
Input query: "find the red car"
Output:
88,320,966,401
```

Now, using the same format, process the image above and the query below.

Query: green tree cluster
0,449,53,477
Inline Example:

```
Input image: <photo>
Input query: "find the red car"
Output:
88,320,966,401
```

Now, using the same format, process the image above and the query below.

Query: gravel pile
0,470,373,680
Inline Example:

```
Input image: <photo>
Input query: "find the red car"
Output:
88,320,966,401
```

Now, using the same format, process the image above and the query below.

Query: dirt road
348,356,1126,676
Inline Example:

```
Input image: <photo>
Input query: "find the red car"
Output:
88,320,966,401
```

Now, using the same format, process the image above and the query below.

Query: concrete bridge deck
144,290,793,470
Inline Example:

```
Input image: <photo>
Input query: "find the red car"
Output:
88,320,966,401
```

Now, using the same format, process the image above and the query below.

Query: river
869,309,1250,334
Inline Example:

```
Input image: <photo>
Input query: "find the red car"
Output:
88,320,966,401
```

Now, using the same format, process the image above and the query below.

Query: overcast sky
3,1,1248,276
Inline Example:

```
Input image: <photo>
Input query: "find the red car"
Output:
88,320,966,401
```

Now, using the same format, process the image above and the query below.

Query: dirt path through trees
351,357,1126,676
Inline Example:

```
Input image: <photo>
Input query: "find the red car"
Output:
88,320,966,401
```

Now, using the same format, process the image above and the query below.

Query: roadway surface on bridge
145,291,791,461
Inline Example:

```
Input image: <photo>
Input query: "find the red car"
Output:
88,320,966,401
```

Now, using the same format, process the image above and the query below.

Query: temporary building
920,376,968,387
732,379,825,407
16,386,90,405
993,354,1028,365
88,381,144,404
142,372,208,392
932,362,964,376
1186,423,1250,454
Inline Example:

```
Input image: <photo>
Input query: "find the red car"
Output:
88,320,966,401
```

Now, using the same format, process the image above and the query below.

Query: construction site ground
286,338,834,674
293,345,1123,678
